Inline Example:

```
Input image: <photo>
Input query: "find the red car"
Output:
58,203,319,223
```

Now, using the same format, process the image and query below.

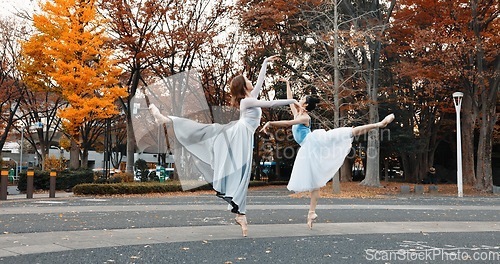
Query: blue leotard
292,123,311,145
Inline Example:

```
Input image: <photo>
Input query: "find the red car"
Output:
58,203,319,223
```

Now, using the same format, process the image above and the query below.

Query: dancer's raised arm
280,77,298,116
149,104,171,124
251,55,280,98
241,97,299,110
260,115,310,134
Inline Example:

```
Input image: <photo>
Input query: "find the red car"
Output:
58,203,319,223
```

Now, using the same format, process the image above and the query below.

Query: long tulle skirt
287,127,353,192
170,117,254,214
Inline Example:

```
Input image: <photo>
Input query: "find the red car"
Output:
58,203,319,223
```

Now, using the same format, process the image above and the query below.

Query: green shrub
134,159,149,182
73,182,183,195
17,170,50,191
72,180,279,195
59,169,94,191
17,169,94,192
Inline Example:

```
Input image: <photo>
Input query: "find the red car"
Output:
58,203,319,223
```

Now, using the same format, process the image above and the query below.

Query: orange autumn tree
19,0,127,169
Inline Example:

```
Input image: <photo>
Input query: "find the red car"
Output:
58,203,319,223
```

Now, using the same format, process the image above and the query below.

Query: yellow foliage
19,0,128,139
43,154,67,171
59,136,71,150
113,172,134,183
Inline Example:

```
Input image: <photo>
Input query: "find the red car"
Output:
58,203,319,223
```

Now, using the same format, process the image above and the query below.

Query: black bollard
26,169,34,199
0,170,8,200
49,170,56,198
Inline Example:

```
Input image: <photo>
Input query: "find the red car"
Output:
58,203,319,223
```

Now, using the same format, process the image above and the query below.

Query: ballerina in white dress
149,56,300,236
261,78,395,229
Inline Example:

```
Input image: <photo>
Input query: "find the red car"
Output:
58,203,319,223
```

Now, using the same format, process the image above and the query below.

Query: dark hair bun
305,96,320,111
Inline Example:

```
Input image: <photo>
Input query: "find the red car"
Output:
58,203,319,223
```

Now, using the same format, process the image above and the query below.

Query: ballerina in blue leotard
261,78,394,229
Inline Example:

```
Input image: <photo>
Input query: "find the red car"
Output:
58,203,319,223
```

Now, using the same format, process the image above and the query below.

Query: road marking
81,199,109,202
32,201,67,204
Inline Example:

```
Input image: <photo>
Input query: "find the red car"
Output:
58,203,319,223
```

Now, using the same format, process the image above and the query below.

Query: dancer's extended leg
307,189,320,229
235,214,248,237
351,113,394,137
309,189,320,212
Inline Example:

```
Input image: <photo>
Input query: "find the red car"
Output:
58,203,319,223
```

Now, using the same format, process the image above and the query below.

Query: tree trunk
362,129,380,186
418,151,428,183
461,90,476,185
81,148,88,169
126,69,141,174
360,105,381,187
340,159,352,182
126,118,136,174
111,149,124,170
69,139,79,169
39,138,48,171
401,154,410,181
332,172,340,193
470,0,498,192
475,88,497,192
475,126,493,192
359,23,384,187
401,152,418,183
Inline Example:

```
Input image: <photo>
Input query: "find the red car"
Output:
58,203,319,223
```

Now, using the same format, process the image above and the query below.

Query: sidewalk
2,221,499,258
5,186,74,200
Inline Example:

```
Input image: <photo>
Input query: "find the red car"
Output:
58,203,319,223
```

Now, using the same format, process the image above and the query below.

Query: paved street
0,186,499,263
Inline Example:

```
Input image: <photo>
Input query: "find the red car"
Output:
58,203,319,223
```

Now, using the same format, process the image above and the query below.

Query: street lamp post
453,92,464,198
20,127,24,173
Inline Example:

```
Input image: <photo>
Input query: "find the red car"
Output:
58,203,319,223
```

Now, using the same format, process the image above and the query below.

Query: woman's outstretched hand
260,122,271,134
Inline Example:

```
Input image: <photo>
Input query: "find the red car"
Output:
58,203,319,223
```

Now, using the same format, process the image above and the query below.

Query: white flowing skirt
170,116,254,214
287,127,353,192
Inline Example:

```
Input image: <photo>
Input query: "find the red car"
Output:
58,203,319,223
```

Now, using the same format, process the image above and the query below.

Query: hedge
73,180,276,195
73,182,209,195
17,169,94,192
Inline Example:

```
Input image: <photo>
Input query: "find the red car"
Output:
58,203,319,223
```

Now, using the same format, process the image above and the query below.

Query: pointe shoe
379,113,395,128
307,211,318,230
149,104,171,124
235,214,248,237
